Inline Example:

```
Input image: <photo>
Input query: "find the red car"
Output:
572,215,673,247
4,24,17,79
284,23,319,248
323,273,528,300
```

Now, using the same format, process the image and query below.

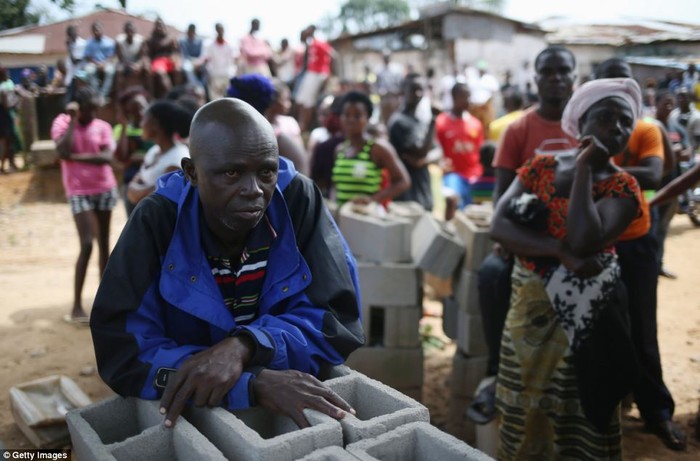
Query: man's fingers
159,370,184,415
207,386,228,408
317,387,354,416
290,408,311,429
164,378,194,427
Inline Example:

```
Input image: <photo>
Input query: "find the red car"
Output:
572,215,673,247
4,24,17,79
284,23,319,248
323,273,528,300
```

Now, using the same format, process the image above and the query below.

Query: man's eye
225,170,239,178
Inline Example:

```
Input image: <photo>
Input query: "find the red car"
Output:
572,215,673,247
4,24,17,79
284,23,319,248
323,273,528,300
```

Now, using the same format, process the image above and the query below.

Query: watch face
154,367,177,389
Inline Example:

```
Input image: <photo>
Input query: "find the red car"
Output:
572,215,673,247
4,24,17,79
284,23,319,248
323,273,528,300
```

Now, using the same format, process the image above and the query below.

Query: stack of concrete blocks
338,202,426,402
445,206,494,445
67,367,494,460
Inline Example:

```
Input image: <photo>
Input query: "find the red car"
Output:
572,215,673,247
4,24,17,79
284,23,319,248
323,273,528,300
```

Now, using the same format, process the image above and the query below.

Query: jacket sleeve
232,174,365,375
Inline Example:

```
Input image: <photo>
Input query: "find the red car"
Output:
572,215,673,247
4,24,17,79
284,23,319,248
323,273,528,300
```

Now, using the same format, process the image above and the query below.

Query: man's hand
252,369,356,429
159,336,253,427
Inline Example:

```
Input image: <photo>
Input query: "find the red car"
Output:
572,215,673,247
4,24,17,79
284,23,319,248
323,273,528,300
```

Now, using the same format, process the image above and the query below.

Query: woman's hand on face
576,135,609,167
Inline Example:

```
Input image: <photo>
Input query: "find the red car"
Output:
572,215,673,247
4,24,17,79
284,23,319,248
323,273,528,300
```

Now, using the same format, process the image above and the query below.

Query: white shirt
130,143,189,191
204,40,237,79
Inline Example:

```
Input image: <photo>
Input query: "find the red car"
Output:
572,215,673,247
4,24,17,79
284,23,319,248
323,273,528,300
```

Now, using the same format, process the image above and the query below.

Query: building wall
453,33,547,81
563,44,617,80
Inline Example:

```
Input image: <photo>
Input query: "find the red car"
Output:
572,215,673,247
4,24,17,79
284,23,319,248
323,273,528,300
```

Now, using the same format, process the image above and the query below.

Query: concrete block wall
344,346,423,399
338,204,413,263
346,422,494,461
453,267,480,315
456,310,488,357
411,214,465,279
452,210,493,272
68,368,490,460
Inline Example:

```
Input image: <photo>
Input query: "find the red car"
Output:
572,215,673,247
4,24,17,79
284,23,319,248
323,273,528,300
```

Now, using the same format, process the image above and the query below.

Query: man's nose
241,174,263,197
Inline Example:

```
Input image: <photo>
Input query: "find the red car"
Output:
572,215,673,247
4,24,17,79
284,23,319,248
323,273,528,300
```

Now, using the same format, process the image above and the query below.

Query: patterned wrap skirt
496,260,622,461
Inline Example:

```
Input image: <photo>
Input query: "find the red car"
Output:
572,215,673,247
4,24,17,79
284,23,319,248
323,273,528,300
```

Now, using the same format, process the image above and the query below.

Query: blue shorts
442,173,472,209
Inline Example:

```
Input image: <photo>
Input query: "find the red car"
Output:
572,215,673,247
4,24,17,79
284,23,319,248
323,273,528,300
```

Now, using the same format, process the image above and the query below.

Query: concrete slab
346,421,493,460
344,346,423,389
411,214,465,279
324,373,429,444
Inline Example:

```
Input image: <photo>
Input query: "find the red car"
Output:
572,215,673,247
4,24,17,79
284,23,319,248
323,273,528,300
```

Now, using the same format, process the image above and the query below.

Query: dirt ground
0,168,699,460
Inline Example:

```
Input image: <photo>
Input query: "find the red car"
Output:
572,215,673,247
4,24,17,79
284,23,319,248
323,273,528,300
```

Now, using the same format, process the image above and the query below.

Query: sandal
466,377,498,424
645,419,687,451
62,314,90,327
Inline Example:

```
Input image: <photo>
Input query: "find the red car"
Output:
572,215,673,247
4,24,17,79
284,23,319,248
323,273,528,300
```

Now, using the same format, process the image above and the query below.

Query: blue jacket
91,157,364,408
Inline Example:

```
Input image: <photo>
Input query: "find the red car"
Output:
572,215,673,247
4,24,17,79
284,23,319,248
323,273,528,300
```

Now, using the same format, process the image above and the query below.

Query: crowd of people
1,13,699,459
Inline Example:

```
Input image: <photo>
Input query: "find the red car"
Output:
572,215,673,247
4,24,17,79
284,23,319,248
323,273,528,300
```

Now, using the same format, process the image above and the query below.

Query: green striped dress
331,139,382,204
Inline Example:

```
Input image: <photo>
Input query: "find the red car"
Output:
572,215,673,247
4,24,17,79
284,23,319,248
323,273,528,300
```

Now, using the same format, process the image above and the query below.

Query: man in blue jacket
91,98,364,428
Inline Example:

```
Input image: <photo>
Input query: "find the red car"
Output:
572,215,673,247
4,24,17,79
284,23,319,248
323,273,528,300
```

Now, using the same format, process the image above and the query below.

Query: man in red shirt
435,82,483,220
294,25,335,132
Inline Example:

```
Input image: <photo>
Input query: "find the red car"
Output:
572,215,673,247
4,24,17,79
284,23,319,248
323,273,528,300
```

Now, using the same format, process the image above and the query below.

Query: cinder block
67,396,162,461
183,406,342,461
456,310,488,357
324,373,429,444
442,296,458,340
453,211,493,272
475,416,500,459
357,261,422,307
450,352,489,399
386,201,426,230
453,268,480,315
109,422,226,461
297,446,359,461
338,203,413,263
362,304,422,348
67,396,225,461
411,214,465,279
346,421,493,461
344,346,423,389
446,395,476,444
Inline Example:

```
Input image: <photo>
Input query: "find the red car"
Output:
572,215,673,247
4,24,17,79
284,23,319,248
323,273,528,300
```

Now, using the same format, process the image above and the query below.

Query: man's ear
182,157,197,185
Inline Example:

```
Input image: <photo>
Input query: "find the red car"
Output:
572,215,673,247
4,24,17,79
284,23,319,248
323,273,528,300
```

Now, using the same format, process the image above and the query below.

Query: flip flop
63,314,90,327
466,377,498,425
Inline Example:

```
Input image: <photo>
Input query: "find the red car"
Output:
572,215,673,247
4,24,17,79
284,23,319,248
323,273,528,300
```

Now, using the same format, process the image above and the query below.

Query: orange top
613,120,662,240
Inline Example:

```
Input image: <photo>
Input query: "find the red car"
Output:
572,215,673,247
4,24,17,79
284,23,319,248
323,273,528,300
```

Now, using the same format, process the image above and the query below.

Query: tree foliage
336,0,411,35
0,0,75,32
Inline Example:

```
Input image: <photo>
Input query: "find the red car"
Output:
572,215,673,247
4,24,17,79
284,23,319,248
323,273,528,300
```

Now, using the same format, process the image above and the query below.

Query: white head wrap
561,78,642,139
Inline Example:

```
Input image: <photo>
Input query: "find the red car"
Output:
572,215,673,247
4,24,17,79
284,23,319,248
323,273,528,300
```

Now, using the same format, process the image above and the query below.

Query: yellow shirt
488,110,524,143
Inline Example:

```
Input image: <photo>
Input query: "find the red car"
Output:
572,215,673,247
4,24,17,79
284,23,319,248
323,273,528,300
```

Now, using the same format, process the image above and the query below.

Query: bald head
189,98,277,163
596,58,632,79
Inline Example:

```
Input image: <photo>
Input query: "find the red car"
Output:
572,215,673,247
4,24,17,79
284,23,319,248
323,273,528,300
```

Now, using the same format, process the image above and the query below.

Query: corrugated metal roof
541,17,700,46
